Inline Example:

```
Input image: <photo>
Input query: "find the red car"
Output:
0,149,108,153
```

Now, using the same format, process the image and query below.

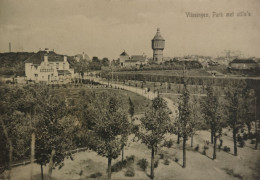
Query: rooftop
24,50,65,65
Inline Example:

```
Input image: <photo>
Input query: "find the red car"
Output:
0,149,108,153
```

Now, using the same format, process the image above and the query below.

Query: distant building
119,51,147,67
24,48,74,83
229,58,260,70
151,28,165,64
74,52,90,62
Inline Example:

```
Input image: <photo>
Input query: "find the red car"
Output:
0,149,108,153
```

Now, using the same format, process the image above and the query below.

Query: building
119,51,147,67
24,48,74,83
151,28,165,63
229,58,260,70
119,51,130,66
74,52,90,62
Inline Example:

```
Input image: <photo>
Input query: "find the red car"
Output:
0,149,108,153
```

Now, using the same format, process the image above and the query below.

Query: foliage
163,159,170,165
89,172,102,178
137,159,148,171
125,167,135,177
136,96,171,149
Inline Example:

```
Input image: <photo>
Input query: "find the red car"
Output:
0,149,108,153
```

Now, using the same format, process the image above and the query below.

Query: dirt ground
3,129,260,180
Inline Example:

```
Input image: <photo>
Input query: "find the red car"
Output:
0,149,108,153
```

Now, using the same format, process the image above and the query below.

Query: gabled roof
120,51,129,56
231,59,256,64
152,28,165,41
131,55,146,62
24,50,65,65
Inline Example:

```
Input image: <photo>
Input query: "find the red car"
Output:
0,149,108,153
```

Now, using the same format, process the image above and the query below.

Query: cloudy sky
0,0,259,59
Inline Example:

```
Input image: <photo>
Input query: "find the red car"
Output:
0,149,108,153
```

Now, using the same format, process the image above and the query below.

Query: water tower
151,28,165,63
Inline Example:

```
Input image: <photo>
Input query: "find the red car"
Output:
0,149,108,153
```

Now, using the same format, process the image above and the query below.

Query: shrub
159,153,164,159
154,160,159,168
248,132,255,139
194,144,200,151
223,146,231,152
137,159,148,171
164,159,170,165
111,160,127,172
251,139,256,144
163,139,174,148
239,140,245,147
125,167,135,177
243,133,248,140
174,157,179,162
89,172,102,178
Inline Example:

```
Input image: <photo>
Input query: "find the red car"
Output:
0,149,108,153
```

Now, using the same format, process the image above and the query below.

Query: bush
239,140,245,147
163,139,174,148
248,132,255,139
159,153,164,159
163,159,170,165
223,146,231,152
154,160,159,168
137,159,148,171
243,133,248,140
125,167,135,177
89,172,102,178
174,157,179,162
194,144,200,151
111,160,127,172
251,139,256,144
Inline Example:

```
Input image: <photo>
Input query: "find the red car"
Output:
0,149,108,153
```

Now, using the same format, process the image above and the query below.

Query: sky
0,0,260,59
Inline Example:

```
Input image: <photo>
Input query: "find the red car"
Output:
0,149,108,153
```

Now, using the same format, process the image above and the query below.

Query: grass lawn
50,86,152,115
6,129,260,180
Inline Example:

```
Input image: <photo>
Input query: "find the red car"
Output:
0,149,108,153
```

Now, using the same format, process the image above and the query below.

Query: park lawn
6,129,260,180
50,86,152,115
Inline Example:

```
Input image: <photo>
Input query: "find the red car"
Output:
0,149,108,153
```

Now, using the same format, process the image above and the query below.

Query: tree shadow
33,173,58,180
197,151,213,160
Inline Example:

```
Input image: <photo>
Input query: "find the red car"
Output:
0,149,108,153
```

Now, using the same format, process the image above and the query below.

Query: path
91,77,178,119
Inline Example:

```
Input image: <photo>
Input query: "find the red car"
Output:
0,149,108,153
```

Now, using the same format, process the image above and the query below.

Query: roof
152,28,165,41
24,50,65,65
131,55,146,62
231,59,257,64
120,51,129,56
57,70,71,75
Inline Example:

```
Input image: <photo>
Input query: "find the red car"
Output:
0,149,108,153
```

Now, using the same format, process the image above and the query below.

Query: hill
0,52,77,76
0,52,35,76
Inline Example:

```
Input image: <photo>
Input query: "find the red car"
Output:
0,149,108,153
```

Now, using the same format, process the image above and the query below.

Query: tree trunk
191,134,193,147
47,149,55,180
213,132,217,160
107,158,112,180
31,132,35,180
233,128,238,156
150,146,155,180
211,130,214,144
255,119,258,150
121,145,124,162
183,136,186,168
41,164,44,180
177,133,180,144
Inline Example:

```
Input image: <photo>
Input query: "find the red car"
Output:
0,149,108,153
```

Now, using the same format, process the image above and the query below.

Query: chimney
64,55,67,62
45,48,49,53
44,54,48,64
9,42,11,52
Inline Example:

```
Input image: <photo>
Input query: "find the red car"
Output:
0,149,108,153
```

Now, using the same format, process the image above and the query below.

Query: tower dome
151,28,165,63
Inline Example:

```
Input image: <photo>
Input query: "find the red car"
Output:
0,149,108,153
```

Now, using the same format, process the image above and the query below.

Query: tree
201,86,223,159
189,96,202,148
102,57,110,67
82,92,130,180
35,94,74,180
223,81,248,156
135,96,171,179
128,97,135,120
177,81,193,168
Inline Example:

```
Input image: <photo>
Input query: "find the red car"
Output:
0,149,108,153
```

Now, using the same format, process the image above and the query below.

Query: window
35,74,38,77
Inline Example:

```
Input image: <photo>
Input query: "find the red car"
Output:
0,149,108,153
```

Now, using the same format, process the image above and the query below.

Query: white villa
25,48,74,83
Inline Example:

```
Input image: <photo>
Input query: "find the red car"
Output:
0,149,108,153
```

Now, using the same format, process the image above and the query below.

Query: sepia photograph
0,0,259,179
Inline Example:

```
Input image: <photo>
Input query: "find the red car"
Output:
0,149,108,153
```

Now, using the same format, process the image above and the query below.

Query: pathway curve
92,77,178,119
